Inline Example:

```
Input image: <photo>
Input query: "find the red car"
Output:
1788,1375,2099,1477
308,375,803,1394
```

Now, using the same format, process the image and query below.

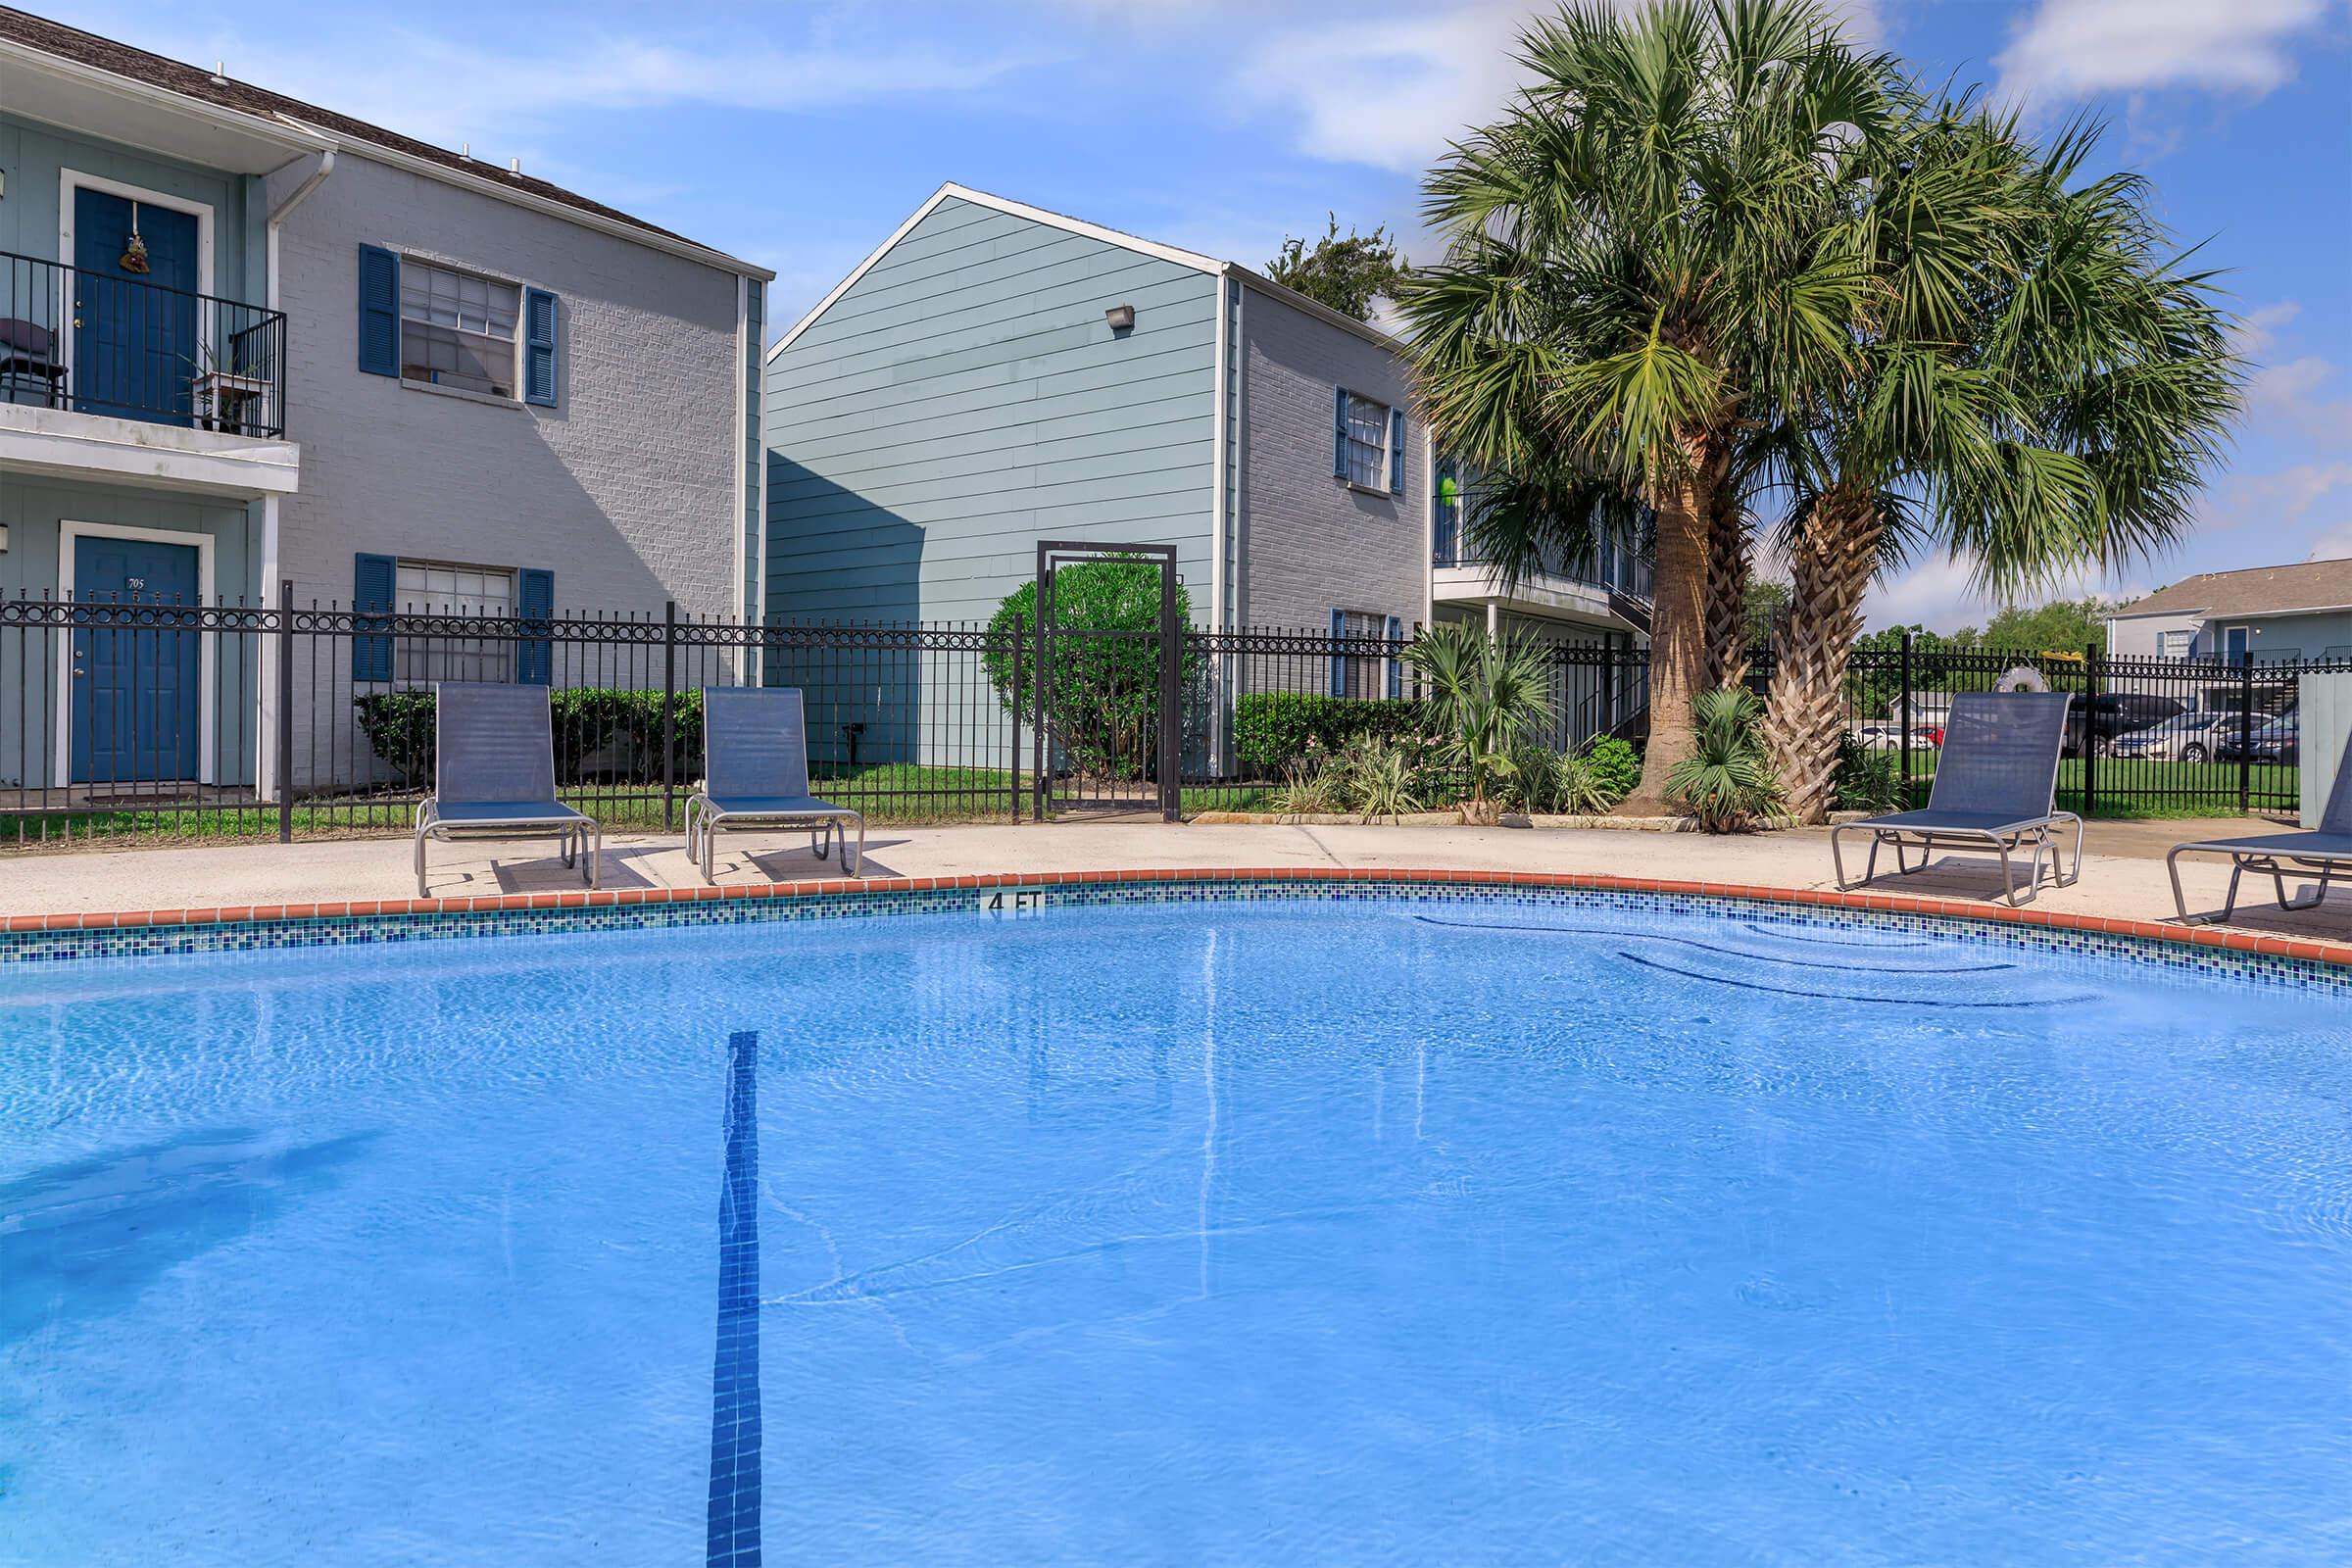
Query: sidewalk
5,815,2344,943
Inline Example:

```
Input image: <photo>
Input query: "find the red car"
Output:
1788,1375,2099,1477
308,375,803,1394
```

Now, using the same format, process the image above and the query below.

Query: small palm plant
1337,733,1424,822
1405,623,1554,824
1668,688,1786,833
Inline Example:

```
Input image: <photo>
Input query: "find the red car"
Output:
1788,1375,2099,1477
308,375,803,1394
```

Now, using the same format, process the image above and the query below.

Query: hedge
1234,692,1436,777
353,688,704,786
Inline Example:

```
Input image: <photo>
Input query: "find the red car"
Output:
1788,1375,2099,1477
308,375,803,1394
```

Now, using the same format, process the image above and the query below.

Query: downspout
256,149,332,803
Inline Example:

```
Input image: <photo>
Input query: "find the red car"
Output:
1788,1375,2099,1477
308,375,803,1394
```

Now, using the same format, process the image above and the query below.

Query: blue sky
35,0,2352,631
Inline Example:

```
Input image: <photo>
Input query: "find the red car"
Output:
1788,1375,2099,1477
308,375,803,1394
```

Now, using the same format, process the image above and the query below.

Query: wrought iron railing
0,593,2312,849
0,249,288,438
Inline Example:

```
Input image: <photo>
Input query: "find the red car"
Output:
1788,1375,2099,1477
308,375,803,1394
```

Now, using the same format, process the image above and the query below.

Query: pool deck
8,815,2352,961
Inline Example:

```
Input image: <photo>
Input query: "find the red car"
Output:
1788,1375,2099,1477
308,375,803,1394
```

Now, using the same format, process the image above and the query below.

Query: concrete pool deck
9,815,2352,956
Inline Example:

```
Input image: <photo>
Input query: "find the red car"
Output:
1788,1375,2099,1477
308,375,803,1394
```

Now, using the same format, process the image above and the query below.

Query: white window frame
56,170,219,413
52,519,219,788
395,255,525,404
1337,608,1387,699
391,558,520,685
1342,391,1391,493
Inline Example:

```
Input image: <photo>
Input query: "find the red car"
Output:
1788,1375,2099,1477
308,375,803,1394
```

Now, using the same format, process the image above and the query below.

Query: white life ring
1992,665,2048,693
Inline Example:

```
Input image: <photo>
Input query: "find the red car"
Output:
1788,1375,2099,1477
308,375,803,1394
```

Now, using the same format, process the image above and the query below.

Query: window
399,261,520,398
1334,609,1387,699
395,560,516,683
2157,628,2193,661
1343,392,1390,490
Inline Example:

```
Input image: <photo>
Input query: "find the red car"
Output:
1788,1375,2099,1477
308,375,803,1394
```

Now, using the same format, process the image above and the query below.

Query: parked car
2218,710,2298,765
2106,710,2243,764
2063,692,2186,758
1853,720,1942,752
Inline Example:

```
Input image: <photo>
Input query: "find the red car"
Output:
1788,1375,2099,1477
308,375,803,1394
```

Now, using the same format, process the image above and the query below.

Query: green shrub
1233,692,1436,777
1579,735,1642,806
352,687,704,786
1832,732,1905,813
1667,687,1785,832
980,561,1202,781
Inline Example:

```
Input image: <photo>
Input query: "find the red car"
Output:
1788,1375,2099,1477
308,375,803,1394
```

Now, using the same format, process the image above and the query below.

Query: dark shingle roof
0,6,728,258
2115,558,2352,618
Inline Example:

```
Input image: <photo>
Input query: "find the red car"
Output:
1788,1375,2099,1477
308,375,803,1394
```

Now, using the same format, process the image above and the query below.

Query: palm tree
1401,0,1900,811
1757,103,2242,820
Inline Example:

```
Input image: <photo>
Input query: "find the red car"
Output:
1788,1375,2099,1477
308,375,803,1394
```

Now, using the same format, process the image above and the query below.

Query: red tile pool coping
11,867,2352,970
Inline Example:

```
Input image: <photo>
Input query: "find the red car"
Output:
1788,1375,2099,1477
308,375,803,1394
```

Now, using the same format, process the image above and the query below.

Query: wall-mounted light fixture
1104,303,1136,332
0,522,11,554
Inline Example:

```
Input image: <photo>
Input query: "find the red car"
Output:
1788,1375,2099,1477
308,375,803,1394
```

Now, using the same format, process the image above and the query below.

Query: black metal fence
1,250,288,437
0,593,2319,851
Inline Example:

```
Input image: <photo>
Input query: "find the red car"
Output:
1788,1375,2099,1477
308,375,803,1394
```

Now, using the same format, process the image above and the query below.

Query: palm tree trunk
1761,490,1881,824
1617,455,1721,815
1702,484,1751,690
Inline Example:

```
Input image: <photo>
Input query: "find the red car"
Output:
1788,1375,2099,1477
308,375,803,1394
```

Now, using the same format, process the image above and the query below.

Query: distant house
761,183,1650,657
2106,558,2352,666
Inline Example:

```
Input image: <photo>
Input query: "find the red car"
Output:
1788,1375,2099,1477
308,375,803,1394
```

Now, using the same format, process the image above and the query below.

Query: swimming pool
4,892,2348,1564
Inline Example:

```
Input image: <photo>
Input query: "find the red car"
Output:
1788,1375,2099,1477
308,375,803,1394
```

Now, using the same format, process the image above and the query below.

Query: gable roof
2111,558,2352,620
0,6,770,279
768,182,1407,362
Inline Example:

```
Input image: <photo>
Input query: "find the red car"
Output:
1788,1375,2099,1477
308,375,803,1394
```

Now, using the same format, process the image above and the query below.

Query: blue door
72,534,201,785
72,188,200,425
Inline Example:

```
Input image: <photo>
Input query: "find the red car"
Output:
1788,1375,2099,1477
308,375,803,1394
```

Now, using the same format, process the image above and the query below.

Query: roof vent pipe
510,158,521,174
210,61,228,84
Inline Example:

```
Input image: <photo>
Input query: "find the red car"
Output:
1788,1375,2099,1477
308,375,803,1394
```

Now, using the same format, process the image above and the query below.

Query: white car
2106,710,2238,763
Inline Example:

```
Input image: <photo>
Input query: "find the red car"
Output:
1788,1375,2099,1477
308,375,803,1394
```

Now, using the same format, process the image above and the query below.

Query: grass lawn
1899,754,2298,819
2,763,1283,851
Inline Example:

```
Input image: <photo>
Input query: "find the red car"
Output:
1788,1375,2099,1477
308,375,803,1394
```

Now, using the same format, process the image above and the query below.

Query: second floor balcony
1432,496,1653,632
3,249,287,440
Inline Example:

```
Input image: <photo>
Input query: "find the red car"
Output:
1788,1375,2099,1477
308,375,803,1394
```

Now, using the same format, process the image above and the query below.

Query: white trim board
52,518,220,788
767,181,1411,364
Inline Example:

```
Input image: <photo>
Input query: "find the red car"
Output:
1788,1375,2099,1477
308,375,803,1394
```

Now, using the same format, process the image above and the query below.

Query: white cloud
2306,521,2352,561
1234,5,1530,173
2232,300,2304,357
1993,0,2335,105
53,11,1053,152
2247,356,2352,444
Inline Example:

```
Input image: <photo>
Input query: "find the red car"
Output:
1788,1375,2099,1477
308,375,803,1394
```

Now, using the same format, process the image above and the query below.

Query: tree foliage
1265,215,1409,321
1955,597,2115,655
982,561,1200,782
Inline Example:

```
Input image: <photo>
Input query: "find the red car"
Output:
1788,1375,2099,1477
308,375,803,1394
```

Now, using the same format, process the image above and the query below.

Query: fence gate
1031,541,1180,821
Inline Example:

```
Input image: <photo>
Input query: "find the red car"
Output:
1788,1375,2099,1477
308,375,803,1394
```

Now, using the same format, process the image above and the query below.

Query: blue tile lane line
709,1029,761,1567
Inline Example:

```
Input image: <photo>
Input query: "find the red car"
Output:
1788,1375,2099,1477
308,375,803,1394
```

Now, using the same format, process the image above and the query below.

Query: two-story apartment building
2107,558,2352,666
0,8,770,795
763,184,1649,665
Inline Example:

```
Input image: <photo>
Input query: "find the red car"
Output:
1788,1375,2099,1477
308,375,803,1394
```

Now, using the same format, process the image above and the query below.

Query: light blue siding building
763,184,1651,654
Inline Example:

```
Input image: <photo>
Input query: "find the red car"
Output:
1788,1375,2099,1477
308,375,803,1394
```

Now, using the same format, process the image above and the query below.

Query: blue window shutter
522,287,558,407
1389,407,1405,493
515,567,554,684
1387,615,1403,699
1330,608,1347,697
352,553,395,682
1333,387,1349,478
358,245,400,377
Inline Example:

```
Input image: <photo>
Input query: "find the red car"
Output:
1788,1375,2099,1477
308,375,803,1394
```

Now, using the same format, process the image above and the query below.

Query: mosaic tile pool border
7,867,2352,992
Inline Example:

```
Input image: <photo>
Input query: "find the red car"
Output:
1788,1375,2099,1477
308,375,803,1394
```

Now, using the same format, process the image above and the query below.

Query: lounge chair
413,682,600,897
684,687,863,883
1830,690,2082,906
2168,735,2352,925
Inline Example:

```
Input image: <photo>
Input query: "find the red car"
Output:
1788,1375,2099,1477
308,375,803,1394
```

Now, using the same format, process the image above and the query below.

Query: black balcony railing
0,249,287,438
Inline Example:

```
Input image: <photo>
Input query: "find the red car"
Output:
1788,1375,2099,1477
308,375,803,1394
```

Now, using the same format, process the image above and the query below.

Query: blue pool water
4,897,2350,1564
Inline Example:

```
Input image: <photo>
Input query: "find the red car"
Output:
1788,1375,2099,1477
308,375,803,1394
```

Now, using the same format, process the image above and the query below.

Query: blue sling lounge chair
413,682,600,898
685,687,863,883
1830,690,2082,906
2169,726,2352,925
